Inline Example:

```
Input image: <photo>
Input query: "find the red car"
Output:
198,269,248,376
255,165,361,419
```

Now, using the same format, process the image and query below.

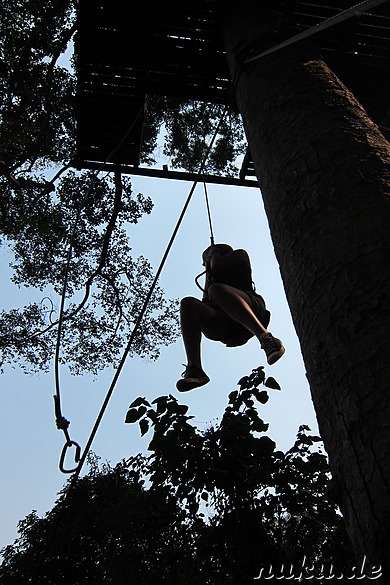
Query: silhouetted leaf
139,418,150,437
125,408,140,424
264,377,281,390
228,390,238,403
257,436,276,456
238,376,250,389
254,389,269,404
130,397,150,408
138,406,147,418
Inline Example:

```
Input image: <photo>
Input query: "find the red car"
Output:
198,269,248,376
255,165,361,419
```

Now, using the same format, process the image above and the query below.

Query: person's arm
202,253,215,301
202,247,220,302
202,270,212,301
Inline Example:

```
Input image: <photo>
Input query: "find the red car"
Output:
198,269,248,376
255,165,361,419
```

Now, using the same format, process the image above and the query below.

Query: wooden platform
75,0,390,183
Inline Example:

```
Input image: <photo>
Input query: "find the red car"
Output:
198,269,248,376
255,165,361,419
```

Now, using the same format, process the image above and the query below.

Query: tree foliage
126,367,352,573
0,0,76,168
0,170,180,374
0,454,192,585
0,0,181,375
1,369,354,583
141,96,246,175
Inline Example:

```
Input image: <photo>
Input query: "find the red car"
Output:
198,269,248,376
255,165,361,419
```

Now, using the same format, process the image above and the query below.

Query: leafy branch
125,367,282,514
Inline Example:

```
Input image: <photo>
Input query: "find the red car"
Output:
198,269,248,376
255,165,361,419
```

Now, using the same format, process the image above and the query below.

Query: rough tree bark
223,2,390,579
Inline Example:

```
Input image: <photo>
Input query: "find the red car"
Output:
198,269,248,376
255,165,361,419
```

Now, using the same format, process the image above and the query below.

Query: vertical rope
203,182,215,245
54,102,147,473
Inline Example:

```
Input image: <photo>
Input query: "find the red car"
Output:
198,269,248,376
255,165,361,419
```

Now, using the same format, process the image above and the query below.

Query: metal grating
75,0,390,183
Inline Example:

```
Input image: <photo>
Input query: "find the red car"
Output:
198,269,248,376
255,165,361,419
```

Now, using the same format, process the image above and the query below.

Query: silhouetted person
176,243,285,391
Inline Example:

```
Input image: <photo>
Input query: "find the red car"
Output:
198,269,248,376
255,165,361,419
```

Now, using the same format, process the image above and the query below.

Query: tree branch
29,273,95,339
49,162,72,185
28,174,125,340
96,171,123,273
16,0,75,72
37,21,78,142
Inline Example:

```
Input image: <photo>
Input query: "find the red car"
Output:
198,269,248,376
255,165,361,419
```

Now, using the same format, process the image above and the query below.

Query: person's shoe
176,365,210,392
260,332,285,365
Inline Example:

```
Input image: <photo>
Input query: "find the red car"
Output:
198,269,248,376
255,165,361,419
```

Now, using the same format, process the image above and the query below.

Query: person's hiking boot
176,365,210,392
260,332,285,365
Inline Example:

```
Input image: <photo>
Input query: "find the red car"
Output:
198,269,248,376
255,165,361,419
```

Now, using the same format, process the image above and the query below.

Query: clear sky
0,171,319,550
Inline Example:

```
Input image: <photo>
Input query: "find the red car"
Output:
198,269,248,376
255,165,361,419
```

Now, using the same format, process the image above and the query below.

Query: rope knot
56,415,70,431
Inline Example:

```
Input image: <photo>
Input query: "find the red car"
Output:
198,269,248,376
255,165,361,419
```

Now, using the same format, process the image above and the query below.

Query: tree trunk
223,3,390,579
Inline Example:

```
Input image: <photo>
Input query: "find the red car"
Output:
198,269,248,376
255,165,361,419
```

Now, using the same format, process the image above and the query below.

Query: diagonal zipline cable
66,105,229,480
244,0,390,64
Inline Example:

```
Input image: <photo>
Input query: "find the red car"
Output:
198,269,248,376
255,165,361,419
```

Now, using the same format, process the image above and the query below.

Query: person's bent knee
180,296,201,314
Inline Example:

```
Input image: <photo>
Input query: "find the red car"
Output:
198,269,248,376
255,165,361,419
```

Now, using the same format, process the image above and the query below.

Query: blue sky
0,173,319,550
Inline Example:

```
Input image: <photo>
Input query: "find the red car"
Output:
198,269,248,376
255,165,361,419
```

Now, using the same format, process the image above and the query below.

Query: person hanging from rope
176,243,285,392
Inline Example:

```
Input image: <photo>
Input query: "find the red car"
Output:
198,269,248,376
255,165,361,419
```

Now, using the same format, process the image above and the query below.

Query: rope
244,0,390,64
195,269,207,293
66,104,229,480
203,182,215,245
53,195,84,472
54,100,148,474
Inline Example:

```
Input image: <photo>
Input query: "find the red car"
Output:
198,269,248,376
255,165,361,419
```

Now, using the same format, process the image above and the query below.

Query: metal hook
59,440,82,474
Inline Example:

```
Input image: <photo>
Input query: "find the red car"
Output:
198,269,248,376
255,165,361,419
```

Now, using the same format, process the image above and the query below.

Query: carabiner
59,440,82,474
